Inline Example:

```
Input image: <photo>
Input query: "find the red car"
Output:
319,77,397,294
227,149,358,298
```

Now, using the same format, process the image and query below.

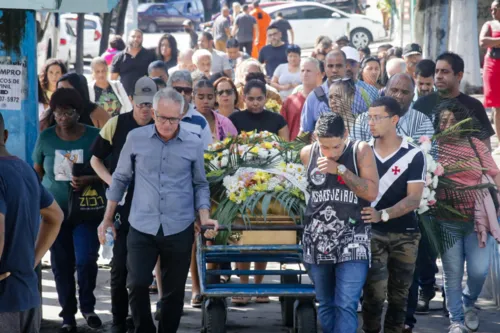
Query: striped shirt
370,138,426,233
181,104,213,149
350,108,435,142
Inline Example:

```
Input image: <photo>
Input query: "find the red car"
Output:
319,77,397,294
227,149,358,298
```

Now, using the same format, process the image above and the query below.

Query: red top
280,92,306,141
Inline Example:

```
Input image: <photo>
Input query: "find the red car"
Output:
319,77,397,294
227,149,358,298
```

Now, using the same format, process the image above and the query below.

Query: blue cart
197,225,317,333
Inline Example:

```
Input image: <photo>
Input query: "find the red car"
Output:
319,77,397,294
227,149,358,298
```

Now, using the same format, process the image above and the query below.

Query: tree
415,0,450,61
74,13,85,74
115,0,130,36
100,11,112,55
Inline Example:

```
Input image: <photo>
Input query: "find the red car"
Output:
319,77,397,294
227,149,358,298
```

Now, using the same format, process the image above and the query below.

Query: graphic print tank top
302,140,371,264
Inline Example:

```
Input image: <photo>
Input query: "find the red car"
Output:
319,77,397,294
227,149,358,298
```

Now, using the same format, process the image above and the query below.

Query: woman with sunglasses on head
214,77,240,117
33,88,102,333
271,44,302,101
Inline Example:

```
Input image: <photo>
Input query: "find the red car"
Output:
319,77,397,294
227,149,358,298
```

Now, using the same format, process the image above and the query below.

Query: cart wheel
205,299,227,333
294,303,317,333
280,274,298,327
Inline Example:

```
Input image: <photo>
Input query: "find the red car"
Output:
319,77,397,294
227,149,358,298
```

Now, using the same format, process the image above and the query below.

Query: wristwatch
381,209,390,222
337,164,347,175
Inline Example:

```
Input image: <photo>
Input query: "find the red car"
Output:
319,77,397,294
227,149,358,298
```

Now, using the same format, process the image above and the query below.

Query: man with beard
110,29,156,97
300,50,379,135
91,77,157,333
352,73,434,142
413,59,436,102
413,52,494,149
258,24,288,77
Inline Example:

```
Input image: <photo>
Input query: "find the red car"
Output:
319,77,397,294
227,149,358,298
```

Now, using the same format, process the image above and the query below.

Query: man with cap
92,77,157,333
183,20,199,50
403,43,423,78
336,35,351,48
341,46,379,111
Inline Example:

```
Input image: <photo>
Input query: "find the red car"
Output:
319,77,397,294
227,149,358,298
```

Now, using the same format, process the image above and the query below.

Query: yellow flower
229,192,237,202
261,142,273,149
204,153,214,160
275,185,284,192
223,137,232,145
253,170,270,182
250,147,260,154
253,183,268,191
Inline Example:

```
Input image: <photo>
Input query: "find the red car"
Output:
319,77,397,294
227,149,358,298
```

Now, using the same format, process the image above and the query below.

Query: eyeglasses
216,89,234,96
154,112,181,125
246,96,265,102
54,109,77,118
173,86,193,95
367,115,393,123
136,103,153,109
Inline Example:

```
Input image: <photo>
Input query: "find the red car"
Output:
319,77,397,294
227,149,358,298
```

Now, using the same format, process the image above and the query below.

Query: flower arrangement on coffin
265,99,281,113
204,131,309,244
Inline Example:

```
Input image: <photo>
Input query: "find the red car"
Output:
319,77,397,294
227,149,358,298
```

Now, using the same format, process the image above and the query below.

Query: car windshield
138,4,151,13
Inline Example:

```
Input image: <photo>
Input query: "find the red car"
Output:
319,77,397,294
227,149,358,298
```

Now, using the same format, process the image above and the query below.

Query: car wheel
350,28,372,49
148,22,158,33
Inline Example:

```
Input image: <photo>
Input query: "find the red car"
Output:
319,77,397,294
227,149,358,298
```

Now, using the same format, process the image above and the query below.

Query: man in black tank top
300,113,379,333
360,97,426,333
90,77,156,332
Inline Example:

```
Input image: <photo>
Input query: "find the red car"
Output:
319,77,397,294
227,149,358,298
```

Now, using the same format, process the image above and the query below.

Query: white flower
220,156,228,168
406,136,415,143
269,148,280,158
258,149,269,159
432,175,439,189
222,149,229,157
428,190,436,203
418,204,430,214
267,177,281,191
422,186,431,199
420,141,432,154
426,154,437,173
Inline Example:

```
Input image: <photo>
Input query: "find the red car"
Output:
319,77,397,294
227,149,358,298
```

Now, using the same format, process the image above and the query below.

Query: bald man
168,49,197,75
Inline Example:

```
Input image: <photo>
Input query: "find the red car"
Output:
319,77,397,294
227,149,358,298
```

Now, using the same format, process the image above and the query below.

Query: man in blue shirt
100,89,218,333
0,113,64,333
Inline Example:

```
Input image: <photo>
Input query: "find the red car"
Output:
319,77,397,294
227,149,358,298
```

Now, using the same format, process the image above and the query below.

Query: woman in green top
33,88,102,332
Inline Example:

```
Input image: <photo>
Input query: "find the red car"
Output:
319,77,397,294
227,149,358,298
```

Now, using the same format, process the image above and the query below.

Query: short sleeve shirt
211,49,232,75
229,109,287,135
273,63,302,100
32,126,100,215
258,44,288,77
110,48,156,96
270,19,292,44
235,13,257,43
0,157,54,312
370,139,426,233
213,15,230,41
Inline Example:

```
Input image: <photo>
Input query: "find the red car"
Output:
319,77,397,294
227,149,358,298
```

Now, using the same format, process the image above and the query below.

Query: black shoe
415,290,436,314
126,316,135,329
83,312,102,329
59,324,77,333
110,323,127,333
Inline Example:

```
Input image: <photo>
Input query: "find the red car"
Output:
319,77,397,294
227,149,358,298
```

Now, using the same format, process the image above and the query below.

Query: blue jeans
51,221,100,325
305,260,368,333
441,231,493,324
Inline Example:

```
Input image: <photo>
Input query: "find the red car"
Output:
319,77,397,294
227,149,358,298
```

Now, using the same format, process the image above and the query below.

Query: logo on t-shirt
310,167,326,185
54,149,83,181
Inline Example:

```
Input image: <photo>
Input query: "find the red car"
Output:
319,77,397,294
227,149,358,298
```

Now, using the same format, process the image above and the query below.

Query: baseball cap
134,77,158,105
182,19,193,27
403,43,422,57
336,35,350,43
341,46,361,62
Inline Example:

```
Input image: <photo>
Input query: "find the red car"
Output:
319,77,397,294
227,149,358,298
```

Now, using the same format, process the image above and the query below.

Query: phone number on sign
0,96,19,103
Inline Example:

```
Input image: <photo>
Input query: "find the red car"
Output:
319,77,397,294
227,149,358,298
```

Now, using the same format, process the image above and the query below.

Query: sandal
190,294,203,308
220,275,231,284
231,296,251,305
255,296,270,303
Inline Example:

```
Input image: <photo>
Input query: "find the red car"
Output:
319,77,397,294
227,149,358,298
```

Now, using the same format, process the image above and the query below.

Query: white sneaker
448,322,468,333
464,306,479,331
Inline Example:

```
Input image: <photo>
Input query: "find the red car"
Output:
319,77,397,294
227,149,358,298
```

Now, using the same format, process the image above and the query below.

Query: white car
264,2,386,49
61,13,103,58
36,12,59,73
58,16,77,67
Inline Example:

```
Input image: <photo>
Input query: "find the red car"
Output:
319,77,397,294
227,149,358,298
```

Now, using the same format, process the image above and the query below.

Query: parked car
168,0,205,25
58,16,77,67
36,12,59,73
138,3,192,33
61,13,103,58
264,2,385,49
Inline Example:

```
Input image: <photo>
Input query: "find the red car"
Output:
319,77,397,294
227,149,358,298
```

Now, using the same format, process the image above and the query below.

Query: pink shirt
102,48,119,66
213,111,238,141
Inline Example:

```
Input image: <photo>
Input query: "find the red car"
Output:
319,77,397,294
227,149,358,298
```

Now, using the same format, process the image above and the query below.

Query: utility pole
75,13,85,74
100,11,112,55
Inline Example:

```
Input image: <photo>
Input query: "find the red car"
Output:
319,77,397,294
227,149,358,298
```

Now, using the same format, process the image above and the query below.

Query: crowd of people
1,1,500,333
